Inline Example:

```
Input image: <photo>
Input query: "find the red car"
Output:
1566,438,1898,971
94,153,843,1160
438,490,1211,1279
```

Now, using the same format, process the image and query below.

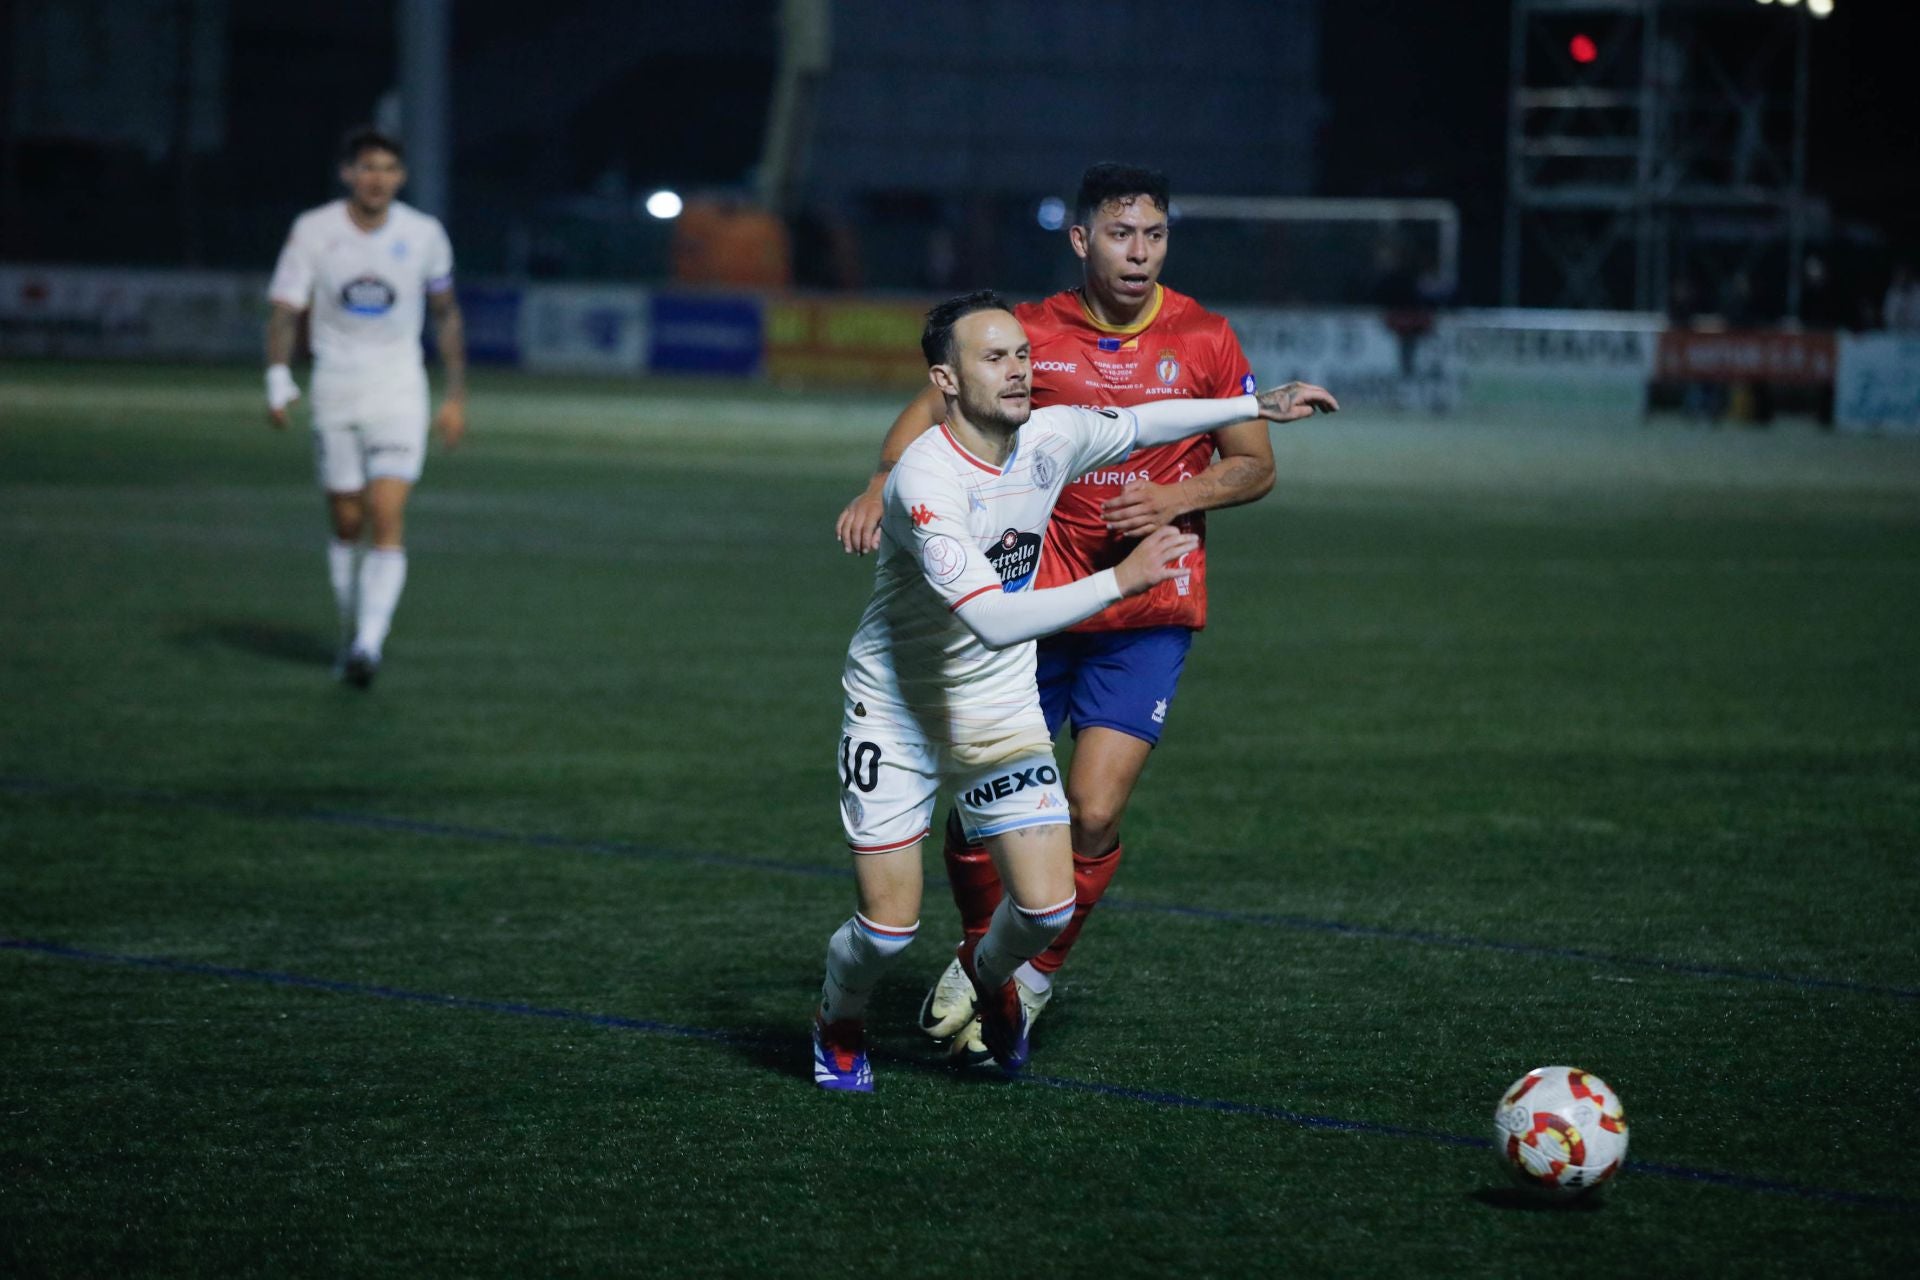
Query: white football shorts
836,703,1068,853
309,376,430,492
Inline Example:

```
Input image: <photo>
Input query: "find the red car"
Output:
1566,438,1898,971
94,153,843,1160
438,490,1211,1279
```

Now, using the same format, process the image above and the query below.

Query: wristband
266,364,301,411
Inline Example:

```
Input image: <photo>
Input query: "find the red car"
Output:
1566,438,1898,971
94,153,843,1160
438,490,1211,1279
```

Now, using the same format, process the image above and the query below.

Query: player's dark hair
339,125,405,165
1074,162,1170,227
922,289,1013,366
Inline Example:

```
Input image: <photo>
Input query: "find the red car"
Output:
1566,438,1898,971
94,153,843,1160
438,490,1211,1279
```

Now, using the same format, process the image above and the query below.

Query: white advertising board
1222,308,1457,411
1444,309,1662,417
1835,333,1920,435
517,284,649,374
0,265,265,360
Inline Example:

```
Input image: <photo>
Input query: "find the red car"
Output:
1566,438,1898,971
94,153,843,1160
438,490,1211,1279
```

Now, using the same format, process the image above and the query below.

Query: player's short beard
959,380,1030,434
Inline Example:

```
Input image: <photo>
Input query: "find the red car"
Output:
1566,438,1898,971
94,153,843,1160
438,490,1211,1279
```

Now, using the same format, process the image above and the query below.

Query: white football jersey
267,199,453,382
842,403,1141,746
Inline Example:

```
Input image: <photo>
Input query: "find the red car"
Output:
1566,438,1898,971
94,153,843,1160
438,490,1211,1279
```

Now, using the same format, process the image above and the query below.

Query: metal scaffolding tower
1503,0,1820,317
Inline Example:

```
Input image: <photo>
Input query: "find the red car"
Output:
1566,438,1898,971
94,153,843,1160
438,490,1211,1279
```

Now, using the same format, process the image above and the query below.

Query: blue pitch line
5,935,1913,1215
6,773,1918,1002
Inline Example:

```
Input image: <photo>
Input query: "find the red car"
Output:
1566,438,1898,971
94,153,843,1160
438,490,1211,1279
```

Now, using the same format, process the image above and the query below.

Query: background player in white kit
264,126,467,688
813,291,1336,1091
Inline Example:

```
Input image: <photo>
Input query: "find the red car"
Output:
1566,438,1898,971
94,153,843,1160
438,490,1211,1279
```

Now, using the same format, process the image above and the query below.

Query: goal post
1165,196,1462,307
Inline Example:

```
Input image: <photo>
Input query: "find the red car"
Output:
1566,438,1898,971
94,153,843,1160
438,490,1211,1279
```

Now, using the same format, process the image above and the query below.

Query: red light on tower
1569,33,1599,64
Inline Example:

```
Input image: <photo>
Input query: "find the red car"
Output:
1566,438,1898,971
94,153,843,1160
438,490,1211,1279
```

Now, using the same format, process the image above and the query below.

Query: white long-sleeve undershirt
954,568,1123,650
1128,393,1260,449
947,394,1257,650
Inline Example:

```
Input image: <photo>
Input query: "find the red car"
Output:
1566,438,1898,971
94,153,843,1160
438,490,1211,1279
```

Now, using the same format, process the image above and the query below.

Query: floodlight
645,189,683,220
1036,197,1066,231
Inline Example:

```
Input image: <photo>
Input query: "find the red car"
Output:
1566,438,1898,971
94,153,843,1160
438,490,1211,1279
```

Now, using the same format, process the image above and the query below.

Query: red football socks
943,814,1002,941
1029,842,1124,975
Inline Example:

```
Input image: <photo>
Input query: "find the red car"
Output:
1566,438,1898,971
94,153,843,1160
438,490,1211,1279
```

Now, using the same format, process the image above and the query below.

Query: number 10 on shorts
840,736,881,793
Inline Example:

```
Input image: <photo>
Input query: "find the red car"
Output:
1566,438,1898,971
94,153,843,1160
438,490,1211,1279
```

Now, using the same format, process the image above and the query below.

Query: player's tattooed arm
428,288,468,449
836,382,947,555
1101,418,1276,535
1254,381,1338,421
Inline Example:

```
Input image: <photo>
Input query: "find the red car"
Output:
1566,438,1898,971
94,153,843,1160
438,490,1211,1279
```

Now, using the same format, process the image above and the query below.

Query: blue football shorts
1035,625,1195,746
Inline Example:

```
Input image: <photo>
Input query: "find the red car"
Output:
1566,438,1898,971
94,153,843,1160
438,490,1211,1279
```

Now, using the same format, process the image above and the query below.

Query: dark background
2,0,1912,308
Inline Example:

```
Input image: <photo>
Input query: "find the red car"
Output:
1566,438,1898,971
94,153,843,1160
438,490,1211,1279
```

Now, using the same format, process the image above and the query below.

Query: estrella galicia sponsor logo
1241,371,1257,394
341,274,398,316
962,763,1059,807
986,527,1042,591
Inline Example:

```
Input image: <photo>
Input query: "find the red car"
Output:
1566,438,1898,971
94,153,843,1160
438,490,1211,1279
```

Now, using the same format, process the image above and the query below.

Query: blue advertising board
647,292,762,377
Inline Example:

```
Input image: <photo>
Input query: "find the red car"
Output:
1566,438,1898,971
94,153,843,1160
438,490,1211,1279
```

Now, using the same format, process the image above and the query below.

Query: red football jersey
1018,286,1256,632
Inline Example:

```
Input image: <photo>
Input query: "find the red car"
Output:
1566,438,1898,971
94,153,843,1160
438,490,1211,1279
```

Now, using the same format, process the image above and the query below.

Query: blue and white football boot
811,1014,874,1093
957,940,1031,1077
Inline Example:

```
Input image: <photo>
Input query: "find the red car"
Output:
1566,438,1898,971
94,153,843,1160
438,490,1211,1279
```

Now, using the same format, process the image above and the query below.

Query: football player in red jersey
834,163,1333,1063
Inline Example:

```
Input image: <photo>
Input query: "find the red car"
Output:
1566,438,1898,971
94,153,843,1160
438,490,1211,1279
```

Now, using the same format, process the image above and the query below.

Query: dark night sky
1320,0,1920,300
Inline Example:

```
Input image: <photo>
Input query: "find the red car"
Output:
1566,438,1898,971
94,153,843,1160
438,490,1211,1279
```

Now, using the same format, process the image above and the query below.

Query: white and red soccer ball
1494,1066,1629,1198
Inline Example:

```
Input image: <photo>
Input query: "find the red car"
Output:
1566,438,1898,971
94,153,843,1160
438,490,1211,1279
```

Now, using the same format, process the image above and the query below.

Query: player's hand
835,485,885,555
434,397,467,450
266,364,301,430
1101,480,1188,537
1113,525,1200,597
1254,381,1338,422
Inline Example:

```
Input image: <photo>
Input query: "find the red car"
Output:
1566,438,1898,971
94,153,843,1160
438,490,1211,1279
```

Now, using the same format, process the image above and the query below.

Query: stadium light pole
397,0,452,221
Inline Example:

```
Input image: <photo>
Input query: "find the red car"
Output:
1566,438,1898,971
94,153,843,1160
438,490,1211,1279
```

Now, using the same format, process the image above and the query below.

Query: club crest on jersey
390,239,410,261
1156,349,1181,385
986,527,1042,591
340,275,398,316
1030,452,1056,488
1241,371,1257,394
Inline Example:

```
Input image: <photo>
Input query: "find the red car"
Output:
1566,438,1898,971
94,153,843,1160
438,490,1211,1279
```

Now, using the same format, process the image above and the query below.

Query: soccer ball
1493,1066,1629,1199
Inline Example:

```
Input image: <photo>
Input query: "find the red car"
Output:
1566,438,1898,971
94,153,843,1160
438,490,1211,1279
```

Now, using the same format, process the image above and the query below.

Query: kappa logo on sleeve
910,503,937,527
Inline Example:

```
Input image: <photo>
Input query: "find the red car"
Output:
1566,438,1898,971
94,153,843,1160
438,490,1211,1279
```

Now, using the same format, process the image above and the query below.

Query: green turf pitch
3,362,1917,1277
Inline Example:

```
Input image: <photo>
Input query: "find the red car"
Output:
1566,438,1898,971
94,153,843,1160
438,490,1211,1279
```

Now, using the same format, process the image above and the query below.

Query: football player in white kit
812,291,1336,1090
264,127,467,688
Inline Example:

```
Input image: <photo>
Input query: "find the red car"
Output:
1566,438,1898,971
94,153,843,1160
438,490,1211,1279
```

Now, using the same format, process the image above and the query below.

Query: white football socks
819,913,918,1023
327,539,358,636
974,895,1074,993
353,546,408,658
1014,962,1052,994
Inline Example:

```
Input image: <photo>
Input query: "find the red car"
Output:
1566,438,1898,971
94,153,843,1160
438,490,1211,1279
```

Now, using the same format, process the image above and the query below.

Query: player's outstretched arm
955,527,1199,650
1126,383,1338,451
428,288,468,450
835,383,946,555
1255,381,1338,422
